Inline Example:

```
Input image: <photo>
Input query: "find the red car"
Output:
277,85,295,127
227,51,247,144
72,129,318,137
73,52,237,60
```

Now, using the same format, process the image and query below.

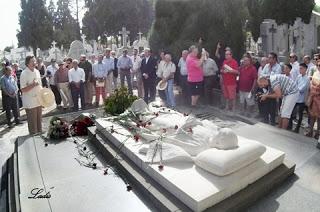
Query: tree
82,0,154,42
247,0,315,41
53,0,79,48
17,0,53,55
149,0,247,60
4,46,14,52
48,0,56,19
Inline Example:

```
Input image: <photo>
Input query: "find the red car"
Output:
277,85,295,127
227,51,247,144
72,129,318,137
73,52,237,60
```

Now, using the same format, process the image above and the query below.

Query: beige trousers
25,106,42,135
57,82,73,108
105,74,113,95
84,82,94,105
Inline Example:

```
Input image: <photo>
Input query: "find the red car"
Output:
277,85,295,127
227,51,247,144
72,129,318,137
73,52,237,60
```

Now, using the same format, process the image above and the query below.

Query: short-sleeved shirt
261,63,282,78
1,75,18,95
20,67,42,109
68,68,85,83
203,58,219,77
178,57,188,76
270,74,298,96
186,54,203,82
222,58,238,86
239,65,257,92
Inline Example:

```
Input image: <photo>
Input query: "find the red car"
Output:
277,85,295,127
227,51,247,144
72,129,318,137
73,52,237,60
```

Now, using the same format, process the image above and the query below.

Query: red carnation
126,185,132,191
134,134,140,142
103,169,108,175
158,164,164,171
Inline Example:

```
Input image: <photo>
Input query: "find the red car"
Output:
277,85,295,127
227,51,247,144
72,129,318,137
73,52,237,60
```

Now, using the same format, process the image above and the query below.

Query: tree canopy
17,0,54,54
149,0,247,60
82,0,154,42
247,0,315,41
52,0,80,48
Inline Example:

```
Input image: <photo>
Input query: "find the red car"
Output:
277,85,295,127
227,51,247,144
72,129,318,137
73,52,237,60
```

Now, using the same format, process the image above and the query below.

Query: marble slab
17,136,151,212
96,118,286,212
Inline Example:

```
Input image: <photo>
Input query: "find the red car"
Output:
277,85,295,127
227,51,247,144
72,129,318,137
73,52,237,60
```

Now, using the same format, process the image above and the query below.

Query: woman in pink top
186,45,205,106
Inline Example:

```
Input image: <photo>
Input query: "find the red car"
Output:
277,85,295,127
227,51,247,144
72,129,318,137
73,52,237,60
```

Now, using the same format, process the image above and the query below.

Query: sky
0,0,85,51
1,0,320,51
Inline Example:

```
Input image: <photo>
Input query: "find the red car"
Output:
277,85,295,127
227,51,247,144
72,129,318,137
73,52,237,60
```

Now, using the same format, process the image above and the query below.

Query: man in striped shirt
258,74,298,129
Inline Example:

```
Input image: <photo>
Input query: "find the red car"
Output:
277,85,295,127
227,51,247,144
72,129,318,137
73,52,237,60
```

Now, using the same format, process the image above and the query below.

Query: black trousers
3,94,19,125
143,78,156,104
289,103,308,130
50,84,62,105
70,82,85,110
179,75,190,105
260,98,277,125
203,75,215,105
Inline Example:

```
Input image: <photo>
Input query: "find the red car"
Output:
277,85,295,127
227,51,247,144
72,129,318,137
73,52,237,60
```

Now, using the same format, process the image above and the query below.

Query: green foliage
149,0,246,60
52,0,80,48
104,87,138,115
3,46,13,52
17,0,53,54
247,0,315,41
82,0,154,41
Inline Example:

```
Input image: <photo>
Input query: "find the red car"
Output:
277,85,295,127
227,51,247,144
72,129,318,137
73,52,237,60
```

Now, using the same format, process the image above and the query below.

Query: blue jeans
165,79,175,107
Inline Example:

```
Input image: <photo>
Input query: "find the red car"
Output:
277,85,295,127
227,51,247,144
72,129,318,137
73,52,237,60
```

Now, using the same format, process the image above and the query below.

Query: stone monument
95,99,292,211
119,27,130,48
67,40,86,60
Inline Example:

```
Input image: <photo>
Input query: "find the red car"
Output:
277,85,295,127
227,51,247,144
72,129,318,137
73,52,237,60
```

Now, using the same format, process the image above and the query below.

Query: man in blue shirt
117,49,133,94
0,66,21,127
288,63,310,133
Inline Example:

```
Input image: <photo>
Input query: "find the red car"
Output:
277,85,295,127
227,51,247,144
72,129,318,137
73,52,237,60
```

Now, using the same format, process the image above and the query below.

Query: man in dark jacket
141,48,157,103
79,54,93,106
111,51,118,90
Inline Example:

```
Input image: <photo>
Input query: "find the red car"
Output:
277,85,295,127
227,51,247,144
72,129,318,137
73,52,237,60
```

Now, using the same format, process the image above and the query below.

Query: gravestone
133,32,149,52
46,41,63,62
67,40,86,60
119,27,130,48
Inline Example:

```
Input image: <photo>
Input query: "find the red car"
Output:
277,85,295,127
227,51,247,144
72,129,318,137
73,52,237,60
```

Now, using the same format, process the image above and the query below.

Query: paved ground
0,89,319,212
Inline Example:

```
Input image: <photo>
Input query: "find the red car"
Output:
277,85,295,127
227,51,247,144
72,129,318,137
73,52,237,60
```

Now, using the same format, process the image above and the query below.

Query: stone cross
138,32,143,41
52,41,57,49
52,41,58,60
269,24,277,52
119,27,130,47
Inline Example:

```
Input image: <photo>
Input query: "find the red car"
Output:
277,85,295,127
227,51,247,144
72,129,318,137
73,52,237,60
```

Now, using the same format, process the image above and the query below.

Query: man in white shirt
178,50,189,105
93,54,108,106
20,56,42,135
304,55,316,77
130,48,143,98
103,48,114,96
47,59,62,108
68,59,85,111
289,53,300,81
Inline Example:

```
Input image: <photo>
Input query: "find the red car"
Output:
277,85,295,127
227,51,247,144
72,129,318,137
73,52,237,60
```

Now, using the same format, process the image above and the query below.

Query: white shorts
239,91,255,106
280,92,299,118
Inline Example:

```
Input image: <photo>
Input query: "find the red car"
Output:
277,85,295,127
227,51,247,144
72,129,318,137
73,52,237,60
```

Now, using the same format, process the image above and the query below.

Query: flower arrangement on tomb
70,114,96,136
105,102,191,171
104,87,138,115
47,116,69,139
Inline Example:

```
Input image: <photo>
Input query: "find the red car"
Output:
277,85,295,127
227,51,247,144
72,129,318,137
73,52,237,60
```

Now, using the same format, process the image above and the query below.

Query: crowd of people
1,44,320,144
